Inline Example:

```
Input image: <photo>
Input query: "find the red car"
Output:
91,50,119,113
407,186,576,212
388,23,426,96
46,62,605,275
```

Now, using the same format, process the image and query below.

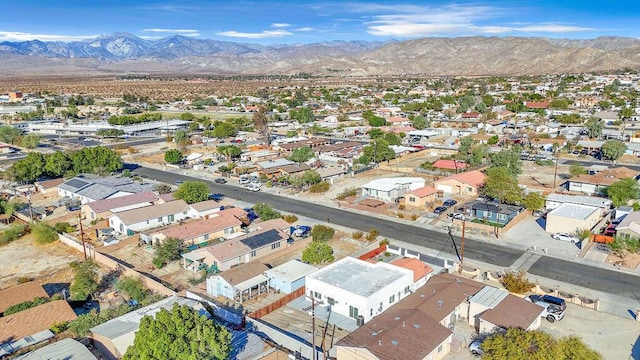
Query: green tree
173,129,190,149
601,140,627,161
482,167,523,204
481,328,601,360
290,106,315,123
153,237,183,268
54,221,75,234
253,203,282,221
569,163,586,177
302,241,335,264
154,184,172,194
179,112,195,121
288,146,315,163
164,149,183,164
487,135,499,145
311,225,335,242
584,117,604,139
211,122,237,138
383,132,402,145
123,303,232,360
115,276,150,302
411,115,428,130
174,181,209,204
31,222,58,244
489,148,522,176
0,126,24,144
606,178,639,207
522,192,545,213
216,145,242,164
367,128,384,139
360,139,395,163
7,152,45,182
20,134,40,149
458,136,475,158
70,260,100,300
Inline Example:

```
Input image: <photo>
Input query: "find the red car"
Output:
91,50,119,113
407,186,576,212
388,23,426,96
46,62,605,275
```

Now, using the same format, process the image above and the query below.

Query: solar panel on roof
240,229,282,249
65,179,89,189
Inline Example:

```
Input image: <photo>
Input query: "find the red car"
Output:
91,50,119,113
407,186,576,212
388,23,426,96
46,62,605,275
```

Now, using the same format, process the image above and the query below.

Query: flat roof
15,338,97,360
548,203,599,220
468,286,508,309
307,257,412,297
546,193,611,208
264,259,318,283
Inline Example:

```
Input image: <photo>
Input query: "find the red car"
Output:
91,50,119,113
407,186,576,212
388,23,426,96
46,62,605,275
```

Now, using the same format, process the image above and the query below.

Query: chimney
402,321,405,327
437,300,443,309
378,340,382,346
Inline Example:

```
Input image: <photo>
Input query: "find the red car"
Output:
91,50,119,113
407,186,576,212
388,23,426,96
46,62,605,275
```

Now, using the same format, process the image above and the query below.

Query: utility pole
27,188,33,220
78,214,87,260
311,297,316,360
553,158,559,189
461,217,466,266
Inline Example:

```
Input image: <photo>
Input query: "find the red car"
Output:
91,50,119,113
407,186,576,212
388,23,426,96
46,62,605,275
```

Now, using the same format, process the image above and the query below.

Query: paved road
133,165,640,299
560,158,640,172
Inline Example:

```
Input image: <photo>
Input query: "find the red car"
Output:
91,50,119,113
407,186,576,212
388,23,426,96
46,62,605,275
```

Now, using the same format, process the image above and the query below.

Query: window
314,291,321,299
146,220,149,224
168,214,175,222
389,294,395,304
158,217,162,223
438,344,443,353
404,286,410,294
224,227,234,234
204,234,209,241
466,187,473,192
271,242,281,250
409,197,416,202
327,297,335,305
498,214,507,221
183,210,187,215
251,250,256,257
370,308,373,316
349,306,359,318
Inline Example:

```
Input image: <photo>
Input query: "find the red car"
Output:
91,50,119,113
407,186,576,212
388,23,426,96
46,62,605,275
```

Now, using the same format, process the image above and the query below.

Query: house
613,211,640,240
142,207,246,246
34,178,64,195
109,200,190,235
90,296,207,360
545,193,612,217
434,170,486,196
181,219,290,272
13,338,98,360
265,259,318,294
305,257,414,324
403,186,437,209
57,175,153,204
81,191,158,221
470,201,522,225
566,166,638,195
0,281,49,315
187,200,225,219
390,257,434,291
335,308,452,360
432,159,468,172
360,177,426,203
0,300,77,357
524,101,549,109
256,158,294,171
206,261,270,302
240,150,279,162
468,286,543,333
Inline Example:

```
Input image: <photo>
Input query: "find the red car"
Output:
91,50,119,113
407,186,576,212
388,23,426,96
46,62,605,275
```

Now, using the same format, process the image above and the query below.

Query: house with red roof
391,257,434,290
525,101,549,109
403,186,437,209
432,159,468,172
434,170,486,196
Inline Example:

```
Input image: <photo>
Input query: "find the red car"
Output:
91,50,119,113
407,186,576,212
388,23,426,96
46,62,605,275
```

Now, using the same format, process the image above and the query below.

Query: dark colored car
175,180,184,185
214,177,227,184
443,199,458,207
208,193,224,201
244,208,259,222
434,206,448,214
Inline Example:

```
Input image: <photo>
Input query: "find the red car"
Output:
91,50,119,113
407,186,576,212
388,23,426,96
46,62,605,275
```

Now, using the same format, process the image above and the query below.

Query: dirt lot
0,234,82,289
605,252,640,270
517,161,571,191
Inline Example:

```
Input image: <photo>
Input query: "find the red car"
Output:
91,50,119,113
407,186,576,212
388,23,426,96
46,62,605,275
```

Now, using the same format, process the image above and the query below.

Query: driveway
503,215,582,259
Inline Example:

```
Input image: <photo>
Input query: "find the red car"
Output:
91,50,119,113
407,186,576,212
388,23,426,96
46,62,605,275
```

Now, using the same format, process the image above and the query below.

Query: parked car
551,232,580,243
469,339,484,355
603,224,616,236
292,225,311,238
239,175,250,185
175,180,184,185
447,212,465,220
526,294,567,311
434,206,448,214
244,208,259,222
208,193,224,201
214,177,227,184
246,183,260,192
443,199,458,207
525,296,566,323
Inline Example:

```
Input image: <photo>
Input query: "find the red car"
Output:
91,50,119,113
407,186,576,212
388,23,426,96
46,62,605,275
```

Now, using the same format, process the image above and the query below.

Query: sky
0,0,638,44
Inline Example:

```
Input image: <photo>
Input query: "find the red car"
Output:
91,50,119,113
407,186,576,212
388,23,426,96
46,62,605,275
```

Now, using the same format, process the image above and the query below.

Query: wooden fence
248,287,305,319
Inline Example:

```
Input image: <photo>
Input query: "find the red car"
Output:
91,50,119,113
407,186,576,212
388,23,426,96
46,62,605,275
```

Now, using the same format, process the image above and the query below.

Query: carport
234,274,270,303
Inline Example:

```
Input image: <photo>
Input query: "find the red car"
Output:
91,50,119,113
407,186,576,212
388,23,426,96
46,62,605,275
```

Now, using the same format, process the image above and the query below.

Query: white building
360,177,425,203
545,193,612,216
305,257,413,324
545,203,601,234
109,200,190,235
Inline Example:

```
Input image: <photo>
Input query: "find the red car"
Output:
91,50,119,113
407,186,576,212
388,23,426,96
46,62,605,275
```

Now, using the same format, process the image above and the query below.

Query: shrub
365,229,379,242
352,231,364,240
336,187,357,200
50,321,69,334
309,181,330,193
282,214,299,224
397,212,404,218
411,214,418,221
115,276,150,302
311,225,335,242
31,222,58,245
0,224,26,245
379,238,390,246
253,203,282,221
302,242,335,264
16,276,32,284
500,269,535,294
4,296,50,315
398,204,405,210
54,221,76,234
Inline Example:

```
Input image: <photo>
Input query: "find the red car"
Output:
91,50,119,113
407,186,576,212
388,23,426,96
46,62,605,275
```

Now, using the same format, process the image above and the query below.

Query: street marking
509,252,542,272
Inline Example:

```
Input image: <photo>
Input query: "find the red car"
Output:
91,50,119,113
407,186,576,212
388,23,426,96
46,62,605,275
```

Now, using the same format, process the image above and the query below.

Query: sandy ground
0,233,82,289
605,252,640,270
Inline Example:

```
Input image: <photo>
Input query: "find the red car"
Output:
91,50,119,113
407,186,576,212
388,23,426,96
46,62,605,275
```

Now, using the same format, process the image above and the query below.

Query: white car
246,184,260,192
447,212,465,220
469,339,484,355
551,232,580,243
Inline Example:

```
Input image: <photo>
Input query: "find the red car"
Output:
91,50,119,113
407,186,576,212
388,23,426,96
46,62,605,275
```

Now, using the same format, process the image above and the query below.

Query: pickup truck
525,295,566,323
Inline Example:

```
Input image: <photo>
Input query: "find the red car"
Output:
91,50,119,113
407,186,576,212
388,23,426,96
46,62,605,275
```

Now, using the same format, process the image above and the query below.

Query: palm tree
619,107,634,140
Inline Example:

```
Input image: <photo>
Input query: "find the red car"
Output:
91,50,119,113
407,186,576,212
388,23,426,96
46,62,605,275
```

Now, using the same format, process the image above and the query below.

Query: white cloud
364,4,594,37
216,29,293,39
271,23,292,28
295,27,315,32
0,31,98,42
141,28,200,36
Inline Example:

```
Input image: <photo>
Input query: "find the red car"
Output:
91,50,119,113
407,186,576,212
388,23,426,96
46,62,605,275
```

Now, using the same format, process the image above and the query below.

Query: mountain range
1,32,639,76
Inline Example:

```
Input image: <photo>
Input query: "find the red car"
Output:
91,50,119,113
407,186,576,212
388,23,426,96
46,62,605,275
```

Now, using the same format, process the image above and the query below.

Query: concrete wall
546,209,600,234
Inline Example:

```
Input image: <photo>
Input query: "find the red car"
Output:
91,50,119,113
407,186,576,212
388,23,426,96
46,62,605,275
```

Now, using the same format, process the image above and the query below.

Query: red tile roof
406,186,436,198
525,101,549,109
156,209,245,242
0,300,77,343
432,159,468,170
391,258,433,282
479,294,544,329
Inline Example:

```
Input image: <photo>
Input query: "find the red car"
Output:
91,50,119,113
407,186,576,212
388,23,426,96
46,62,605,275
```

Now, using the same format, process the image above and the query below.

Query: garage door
437,184,453,193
